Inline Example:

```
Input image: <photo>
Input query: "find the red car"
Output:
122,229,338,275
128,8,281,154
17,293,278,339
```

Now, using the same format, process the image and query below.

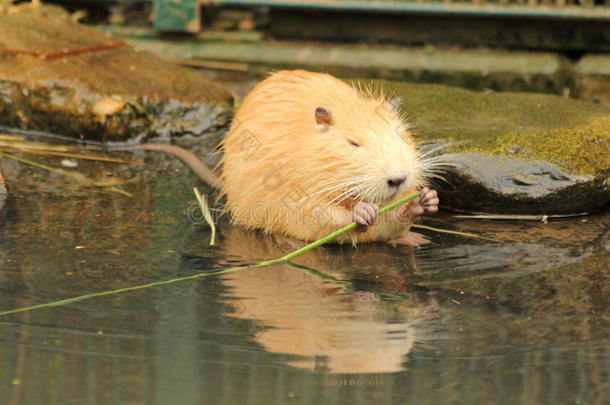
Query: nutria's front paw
410,187,439,218
352,201,379,227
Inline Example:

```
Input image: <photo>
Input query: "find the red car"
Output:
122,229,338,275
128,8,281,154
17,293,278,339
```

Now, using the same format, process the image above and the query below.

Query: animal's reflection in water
213,226,438,374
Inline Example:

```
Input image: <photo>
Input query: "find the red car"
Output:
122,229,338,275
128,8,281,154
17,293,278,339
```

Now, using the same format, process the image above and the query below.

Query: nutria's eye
348,139,360,147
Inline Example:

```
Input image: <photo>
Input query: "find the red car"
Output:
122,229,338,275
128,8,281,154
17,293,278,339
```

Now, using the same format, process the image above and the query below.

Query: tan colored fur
221,70,424,243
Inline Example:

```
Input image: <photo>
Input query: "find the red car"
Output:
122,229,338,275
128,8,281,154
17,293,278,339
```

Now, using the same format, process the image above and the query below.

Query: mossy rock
371,80,610,214
0,5,233,142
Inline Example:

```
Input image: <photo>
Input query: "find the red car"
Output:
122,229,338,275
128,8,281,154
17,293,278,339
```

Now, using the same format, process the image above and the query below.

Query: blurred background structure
156,0,610,50
32,0,610,103
49,0,610,45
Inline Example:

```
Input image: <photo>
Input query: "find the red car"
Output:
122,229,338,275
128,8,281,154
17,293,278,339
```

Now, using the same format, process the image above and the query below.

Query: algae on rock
369,80,610,214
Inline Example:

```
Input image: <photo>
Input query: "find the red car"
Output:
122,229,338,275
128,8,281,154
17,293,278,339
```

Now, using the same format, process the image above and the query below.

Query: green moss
491,119,610,176
373,81,610,176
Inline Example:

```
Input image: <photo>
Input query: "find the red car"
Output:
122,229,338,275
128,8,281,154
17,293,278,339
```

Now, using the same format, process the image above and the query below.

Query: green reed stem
0,191,419,317
0,265,253,316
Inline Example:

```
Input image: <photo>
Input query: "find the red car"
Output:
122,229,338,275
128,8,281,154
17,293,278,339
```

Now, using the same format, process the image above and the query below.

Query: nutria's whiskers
310,176,368,202
419,154,457,184
329,182,366,206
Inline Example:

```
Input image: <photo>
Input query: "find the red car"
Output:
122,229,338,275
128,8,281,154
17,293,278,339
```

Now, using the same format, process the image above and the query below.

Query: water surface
0,160,608,405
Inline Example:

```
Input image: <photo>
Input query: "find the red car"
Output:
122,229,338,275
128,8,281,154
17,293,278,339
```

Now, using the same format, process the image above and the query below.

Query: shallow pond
0,158,608,405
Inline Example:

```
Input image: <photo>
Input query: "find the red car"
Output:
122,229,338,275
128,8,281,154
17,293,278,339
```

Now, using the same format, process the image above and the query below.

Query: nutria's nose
387,177,406,188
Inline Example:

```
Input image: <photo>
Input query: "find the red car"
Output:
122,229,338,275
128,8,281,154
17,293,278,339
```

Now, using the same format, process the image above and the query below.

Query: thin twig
0,42,124,60
412,224,500,243
169,58,249,72
453,213,587,222
0,147,144,165
0,152,131,197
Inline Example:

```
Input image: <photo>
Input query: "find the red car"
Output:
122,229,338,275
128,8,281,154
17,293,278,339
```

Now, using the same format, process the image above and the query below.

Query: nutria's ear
315,106,333,130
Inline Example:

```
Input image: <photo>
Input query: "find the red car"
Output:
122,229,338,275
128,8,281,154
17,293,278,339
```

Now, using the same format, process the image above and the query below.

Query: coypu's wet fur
122,70,440,245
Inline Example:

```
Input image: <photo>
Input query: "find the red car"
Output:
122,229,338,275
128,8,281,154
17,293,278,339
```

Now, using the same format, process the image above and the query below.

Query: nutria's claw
411,187,439,217
352,201,379,227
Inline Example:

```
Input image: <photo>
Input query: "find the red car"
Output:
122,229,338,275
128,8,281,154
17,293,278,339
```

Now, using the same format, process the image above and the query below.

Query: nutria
119,70,439,245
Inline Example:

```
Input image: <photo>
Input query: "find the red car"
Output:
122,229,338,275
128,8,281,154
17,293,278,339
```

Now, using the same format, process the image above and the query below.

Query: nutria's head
312,101,420,203
308,95,422,206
